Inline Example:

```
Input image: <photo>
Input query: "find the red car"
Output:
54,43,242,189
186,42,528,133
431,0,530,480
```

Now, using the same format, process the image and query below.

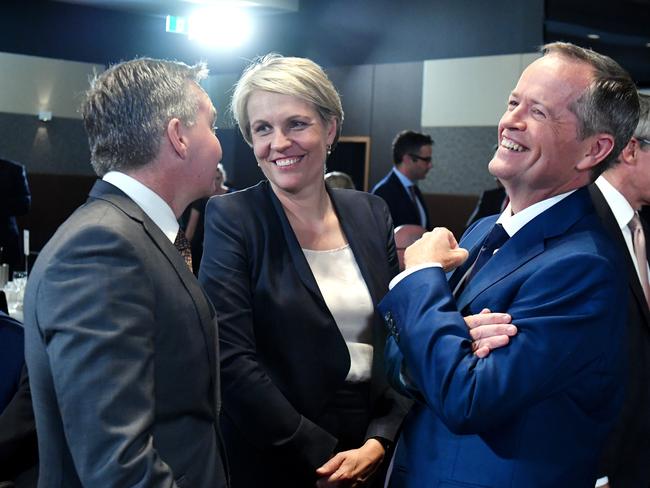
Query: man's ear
576,133,615,171
621,138,638,165
167,118,188,159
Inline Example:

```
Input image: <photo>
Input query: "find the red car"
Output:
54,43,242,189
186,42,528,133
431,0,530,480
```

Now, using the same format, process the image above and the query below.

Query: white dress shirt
595,175,648,282
389,189,576,289
103,171,179,244
303,244,375,382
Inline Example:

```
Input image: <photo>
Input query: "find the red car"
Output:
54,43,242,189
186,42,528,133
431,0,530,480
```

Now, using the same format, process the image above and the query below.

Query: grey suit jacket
23,180,228,488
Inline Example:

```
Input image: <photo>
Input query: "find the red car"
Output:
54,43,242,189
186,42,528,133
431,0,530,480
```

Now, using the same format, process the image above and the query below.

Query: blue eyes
252,120,310,134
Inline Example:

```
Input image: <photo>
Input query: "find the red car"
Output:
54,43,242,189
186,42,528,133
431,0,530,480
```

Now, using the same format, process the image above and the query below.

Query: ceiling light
587,34,600,40
188,6,252,48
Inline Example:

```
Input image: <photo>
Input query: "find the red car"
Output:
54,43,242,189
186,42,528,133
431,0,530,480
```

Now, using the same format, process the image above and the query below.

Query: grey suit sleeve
34,224,179,487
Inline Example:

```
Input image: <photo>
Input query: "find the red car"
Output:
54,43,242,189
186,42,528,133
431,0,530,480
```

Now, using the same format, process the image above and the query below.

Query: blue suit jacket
380,187,627,487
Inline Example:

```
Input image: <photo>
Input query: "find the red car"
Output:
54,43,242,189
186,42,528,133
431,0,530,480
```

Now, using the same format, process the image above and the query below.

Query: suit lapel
456,188,593,311
389,172,420,224
589,184,650,326
331,189,384,305
448,216,496,293
266,183,326,303
89,180,221,412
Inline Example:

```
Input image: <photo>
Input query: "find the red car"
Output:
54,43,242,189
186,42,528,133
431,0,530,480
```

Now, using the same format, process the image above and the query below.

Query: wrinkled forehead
514,55,593,108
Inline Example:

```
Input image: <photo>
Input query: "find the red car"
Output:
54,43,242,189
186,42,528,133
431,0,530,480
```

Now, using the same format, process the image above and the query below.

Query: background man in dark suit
590,92,650,488
0,158,30,274
380,43,639,486
371,130,433,229
465,176,508,231
23,58,228,487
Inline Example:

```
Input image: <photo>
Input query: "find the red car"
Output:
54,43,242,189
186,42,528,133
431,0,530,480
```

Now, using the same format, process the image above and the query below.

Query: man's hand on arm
404,227,468,272
464,308,517,358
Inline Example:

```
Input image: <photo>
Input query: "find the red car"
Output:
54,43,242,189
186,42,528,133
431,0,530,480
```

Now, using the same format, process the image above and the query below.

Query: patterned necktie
466,223,509,284
174,229,193,272
628,212,650,306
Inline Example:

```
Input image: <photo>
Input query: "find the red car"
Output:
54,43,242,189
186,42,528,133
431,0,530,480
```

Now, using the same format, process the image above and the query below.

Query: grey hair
82,58,209,177
230,53,343,147
542,42,640,179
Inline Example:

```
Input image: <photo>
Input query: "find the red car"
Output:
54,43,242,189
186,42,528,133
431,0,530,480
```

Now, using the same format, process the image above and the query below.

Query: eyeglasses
637,136,650,146
409,153,433,163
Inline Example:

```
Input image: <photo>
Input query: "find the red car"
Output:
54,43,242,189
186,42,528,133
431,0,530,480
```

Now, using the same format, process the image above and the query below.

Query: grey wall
0,112,91,175
423,126,498,195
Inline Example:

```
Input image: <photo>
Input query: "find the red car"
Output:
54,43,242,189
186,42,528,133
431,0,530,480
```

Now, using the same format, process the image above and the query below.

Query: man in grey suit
23,58,228,487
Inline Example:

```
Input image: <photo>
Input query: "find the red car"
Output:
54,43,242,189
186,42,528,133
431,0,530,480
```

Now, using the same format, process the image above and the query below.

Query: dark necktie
408,185,418,206
174,229,193,271
466,223,509,284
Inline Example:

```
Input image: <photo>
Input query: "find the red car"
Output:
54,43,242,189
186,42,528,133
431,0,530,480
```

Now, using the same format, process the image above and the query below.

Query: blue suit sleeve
379,251,625,434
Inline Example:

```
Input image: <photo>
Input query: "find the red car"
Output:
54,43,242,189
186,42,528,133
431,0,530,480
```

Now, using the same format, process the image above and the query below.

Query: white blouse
302,244,375,383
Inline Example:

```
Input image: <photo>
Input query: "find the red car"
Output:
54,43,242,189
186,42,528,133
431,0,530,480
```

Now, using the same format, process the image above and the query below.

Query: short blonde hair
231,53,344,146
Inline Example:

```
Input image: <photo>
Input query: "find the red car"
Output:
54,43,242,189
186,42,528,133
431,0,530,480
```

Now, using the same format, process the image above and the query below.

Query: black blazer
465,186,507,231
371,171,431,230
590,184,650,487
0,159,30,269
199,181,409,487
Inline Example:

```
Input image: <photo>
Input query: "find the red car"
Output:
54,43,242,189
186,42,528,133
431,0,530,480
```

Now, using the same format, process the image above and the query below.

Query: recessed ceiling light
587,34,600,40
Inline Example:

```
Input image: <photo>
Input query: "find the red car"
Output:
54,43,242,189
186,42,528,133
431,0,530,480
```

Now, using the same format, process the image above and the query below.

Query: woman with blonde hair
199,54,408,487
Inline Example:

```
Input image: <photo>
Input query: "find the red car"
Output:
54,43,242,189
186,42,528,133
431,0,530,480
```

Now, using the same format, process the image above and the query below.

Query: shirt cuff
389,263,442,289
595,477,609,487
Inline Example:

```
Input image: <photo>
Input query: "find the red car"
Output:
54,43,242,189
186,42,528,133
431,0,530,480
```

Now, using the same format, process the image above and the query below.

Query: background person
182,163,232,275
589,93,650,488
0,158,30,274
371,131,433,230
324,170,355,189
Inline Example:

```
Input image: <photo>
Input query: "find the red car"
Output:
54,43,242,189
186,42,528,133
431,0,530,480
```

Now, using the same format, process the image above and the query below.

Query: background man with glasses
372,130,433,229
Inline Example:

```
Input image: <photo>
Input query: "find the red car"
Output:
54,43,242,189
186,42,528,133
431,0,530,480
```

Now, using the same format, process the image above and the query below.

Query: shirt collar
497,189,576,237
392,167,415,189
595,175,635,230
103,171,179,243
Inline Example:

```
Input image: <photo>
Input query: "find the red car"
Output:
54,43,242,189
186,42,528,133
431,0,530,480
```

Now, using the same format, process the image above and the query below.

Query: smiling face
488,54,597,210
247,90,336,196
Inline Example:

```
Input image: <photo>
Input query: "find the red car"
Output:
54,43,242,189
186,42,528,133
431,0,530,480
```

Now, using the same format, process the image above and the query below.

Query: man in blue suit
380,42,640,487
372,131,433,230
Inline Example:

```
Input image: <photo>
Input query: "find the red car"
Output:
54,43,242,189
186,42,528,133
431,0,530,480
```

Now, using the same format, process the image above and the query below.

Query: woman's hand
315,438,385,487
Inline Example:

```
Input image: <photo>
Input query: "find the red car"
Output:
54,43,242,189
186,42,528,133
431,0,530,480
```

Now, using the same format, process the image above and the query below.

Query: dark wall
3,0,543,72
0,112,92,176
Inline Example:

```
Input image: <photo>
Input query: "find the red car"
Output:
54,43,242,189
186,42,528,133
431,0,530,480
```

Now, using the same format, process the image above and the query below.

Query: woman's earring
326,144,332,156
